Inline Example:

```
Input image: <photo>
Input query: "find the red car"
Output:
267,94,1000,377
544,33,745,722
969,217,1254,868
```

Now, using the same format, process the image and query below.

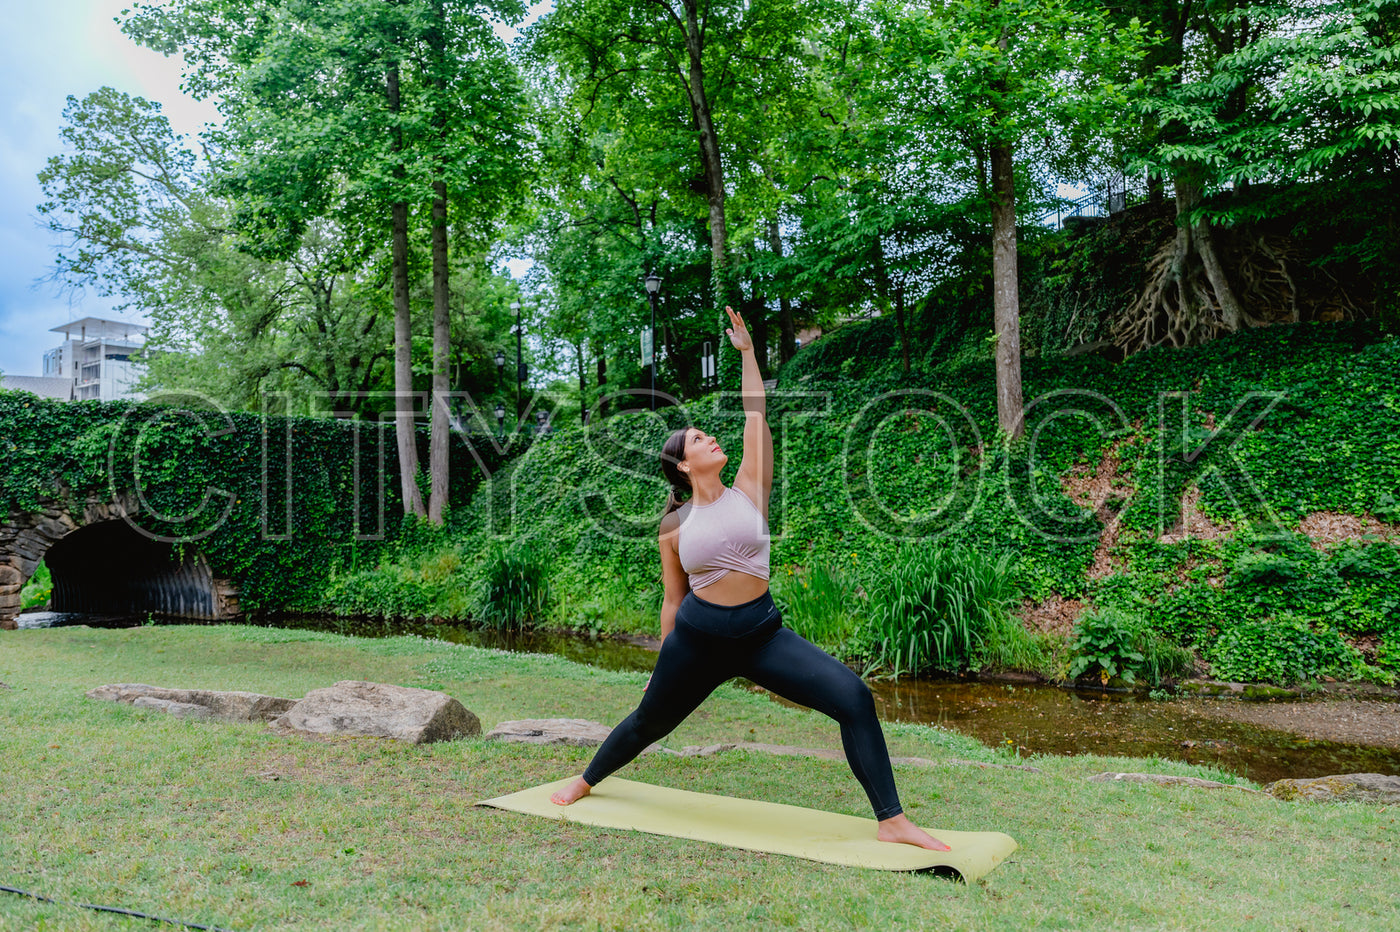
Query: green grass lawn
0,625,1394,930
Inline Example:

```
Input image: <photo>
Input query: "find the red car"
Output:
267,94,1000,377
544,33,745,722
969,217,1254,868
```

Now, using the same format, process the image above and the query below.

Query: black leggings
581,589,904,820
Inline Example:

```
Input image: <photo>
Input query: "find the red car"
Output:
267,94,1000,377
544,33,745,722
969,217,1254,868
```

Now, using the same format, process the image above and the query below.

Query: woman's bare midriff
692,570,769,606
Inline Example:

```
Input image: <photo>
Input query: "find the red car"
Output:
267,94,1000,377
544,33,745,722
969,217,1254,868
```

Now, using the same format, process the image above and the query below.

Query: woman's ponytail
660,427,693,517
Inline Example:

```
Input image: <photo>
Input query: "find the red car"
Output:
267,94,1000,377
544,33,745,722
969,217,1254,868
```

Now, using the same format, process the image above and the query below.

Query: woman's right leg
574,623,729,789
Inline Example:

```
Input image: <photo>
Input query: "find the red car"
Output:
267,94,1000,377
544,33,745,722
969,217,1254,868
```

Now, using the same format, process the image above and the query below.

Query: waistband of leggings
686,588,772,611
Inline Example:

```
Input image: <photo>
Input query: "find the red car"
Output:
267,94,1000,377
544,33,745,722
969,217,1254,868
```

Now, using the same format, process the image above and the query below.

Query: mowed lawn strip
0,625,1392,931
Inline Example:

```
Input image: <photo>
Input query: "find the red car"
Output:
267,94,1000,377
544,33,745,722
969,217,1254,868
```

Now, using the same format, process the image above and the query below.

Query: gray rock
87,683,297,722
1089,772,1264,794
1263,773,1400,804
132,696,214,720
272,680,480,744
484,718,663,755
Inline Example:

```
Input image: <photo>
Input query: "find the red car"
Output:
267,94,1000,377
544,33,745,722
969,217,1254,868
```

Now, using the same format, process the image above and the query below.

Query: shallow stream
17,610,1399,784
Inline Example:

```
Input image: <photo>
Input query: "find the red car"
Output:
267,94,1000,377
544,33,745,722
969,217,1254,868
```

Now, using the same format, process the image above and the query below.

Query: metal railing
1044,174,1151,229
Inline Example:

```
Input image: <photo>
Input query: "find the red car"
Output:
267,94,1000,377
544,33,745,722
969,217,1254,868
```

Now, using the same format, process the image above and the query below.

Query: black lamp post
494,349,505,381
494,401,506,438
511,300,524,424
644,274,661,410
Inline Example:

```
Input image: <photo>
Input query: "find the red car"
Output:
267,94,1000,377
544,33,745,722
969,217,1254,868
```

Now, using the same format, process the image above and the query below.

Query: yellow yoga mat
477,777,1018,881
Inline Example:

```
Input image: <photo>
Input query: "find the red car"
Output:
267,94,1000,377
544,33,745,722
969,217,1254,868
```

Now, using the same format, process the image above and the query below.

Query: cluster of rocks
87,680,480,745
86,682,1398,804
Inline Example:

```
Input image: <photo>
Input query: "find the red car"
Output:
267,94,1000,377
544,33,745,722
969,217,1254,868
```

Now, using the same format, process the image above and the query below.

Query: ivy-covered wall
0,391,512,615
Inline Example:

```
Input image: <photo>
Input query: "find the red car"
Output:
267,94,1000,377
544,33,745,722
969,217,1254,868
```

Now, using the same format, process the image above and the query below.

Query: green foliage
19,560,52,612
855,544,1021,677
1208,615,1360,686
1069,607,1196,687
474,541,555,632
0,389,508,615
770,558,863,651
1137,0,1400,313
1069,609,1147,685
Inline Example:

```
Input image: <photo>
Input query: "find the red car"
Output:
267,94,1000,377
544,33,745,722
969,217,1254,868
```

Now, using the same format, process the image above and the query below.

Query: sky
0,0,546,379
0,0,221,376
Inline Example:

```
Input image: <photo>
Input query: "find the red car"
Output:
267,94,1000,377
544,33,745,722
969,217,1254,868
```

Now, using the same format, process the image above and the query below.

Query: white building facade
39,317,148,402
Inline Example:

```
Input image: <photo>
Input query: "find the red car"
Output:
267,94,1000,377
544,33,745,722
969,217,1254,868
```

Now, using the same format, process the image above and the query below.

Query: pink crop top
677,485,771,590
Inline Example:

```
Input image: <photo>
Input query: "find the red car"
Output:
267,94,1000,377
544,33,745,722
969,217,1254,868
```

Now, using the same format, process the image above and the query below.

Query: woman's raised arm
727,307,773,515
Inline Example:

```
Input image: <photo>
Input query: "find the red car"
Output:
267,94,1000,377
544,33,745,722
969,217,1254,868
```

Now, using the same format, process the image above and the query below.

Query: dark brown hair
660,426,692,516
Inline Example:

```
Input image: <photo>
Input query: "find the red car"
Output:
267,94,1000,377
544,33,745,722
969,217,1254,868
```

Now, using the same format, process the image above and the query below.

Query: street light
535,409,549,436
644,274,661,410
494,401,506,437
494,349,505,380
511,300,524,424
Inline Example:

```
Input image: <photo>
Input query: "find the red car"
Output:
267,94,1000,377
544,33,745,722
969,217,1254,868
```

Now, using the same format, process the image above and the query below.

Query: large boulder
271,680,480,745
1263,773,1400,804
87,683,297,722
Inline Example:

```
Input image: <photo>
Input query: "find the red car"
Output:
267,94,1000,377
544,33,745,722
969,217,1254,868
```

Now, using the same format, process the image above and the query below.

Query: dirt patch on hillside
1017,595,1085,637
1061,438,1136,580
1297,511,1400,548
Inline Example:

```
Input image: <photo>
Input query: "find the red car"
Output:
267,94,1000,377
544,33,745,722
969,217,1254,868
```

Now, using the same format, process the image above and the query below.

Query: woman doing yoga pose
551,306,949,851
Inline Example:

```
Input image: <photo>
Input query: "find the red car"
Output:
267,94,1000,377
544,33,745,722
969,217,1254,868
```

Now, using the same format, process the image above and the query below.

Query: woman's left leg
741,628,904,821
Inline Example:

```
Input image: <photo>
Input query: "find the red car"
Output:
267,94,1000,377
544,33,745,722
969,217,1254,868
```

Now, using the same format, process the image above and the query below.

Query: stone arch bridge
0,489,239,631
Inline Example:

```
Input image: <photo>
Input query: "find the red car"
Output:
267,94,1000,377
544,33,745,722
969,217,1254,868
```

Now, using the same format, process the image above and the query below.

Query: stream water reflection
18,610,1399,784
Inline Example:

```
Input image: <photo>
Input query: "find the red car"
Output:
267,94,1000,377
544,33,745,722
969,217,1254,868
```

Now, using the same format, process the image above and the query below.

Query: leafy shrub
1376,638,1400,675
475,542,554,632
1070,608,1197,686
19,561,52,612
1208,615,1358,685
856,545,1020,676
1069,609,1146,685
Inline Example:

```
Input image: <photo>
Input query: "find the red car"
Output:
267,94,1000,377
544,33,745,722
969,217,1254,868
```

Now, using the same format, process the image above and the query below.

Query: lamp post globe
494,401,506,437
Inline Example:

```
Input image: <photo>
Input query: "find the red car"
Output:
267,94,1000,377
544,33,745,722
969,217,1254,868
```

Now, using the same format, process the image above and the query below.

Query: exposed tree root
1112,224,1365,355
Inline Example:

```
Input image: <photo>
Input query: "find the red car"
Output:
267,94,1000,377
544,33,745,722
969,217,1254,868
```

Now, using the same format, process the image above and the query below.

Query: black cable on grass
0,882,235,931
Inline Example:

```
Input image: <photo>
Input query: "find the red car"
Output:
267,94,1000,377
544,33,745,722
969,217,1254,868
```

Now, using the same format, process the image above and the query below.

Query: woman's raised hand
725,306,753,352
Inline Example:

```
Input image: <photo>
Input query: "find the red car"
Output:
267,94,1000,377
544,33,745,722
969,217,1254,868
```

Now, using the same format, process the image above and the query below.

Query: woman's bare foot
550,776,593,806
877,814,951,851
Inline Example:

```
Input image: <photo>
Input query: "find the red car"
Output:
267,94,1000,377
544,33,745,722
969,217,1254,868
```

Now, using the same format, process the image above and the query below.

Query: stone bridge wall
0,491,240,630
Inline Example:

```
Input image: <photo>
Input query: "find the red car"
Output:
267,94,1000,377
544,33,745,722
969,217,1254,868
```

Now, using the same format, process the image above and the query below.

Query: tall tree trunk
595,347,607,420
388,61,425,517
426,3,451,524
767,220,797,364
990,139,1025,440
1176,170,1254,330
676,0,740,389
427,179,450,523
576,340,587,425
750,279,770,372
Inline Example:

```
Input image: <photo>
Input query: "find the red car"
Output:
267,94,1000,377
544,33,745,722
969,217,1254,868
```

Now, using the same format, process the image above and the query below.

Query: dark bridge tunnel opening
43,520,218,619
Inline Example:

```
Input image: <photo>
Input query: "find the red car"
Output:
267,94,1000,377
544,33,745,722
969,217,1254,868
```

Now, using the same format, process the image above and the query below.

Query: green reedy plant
857,545,1020,677
770,559,863,651
475,541,554,632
